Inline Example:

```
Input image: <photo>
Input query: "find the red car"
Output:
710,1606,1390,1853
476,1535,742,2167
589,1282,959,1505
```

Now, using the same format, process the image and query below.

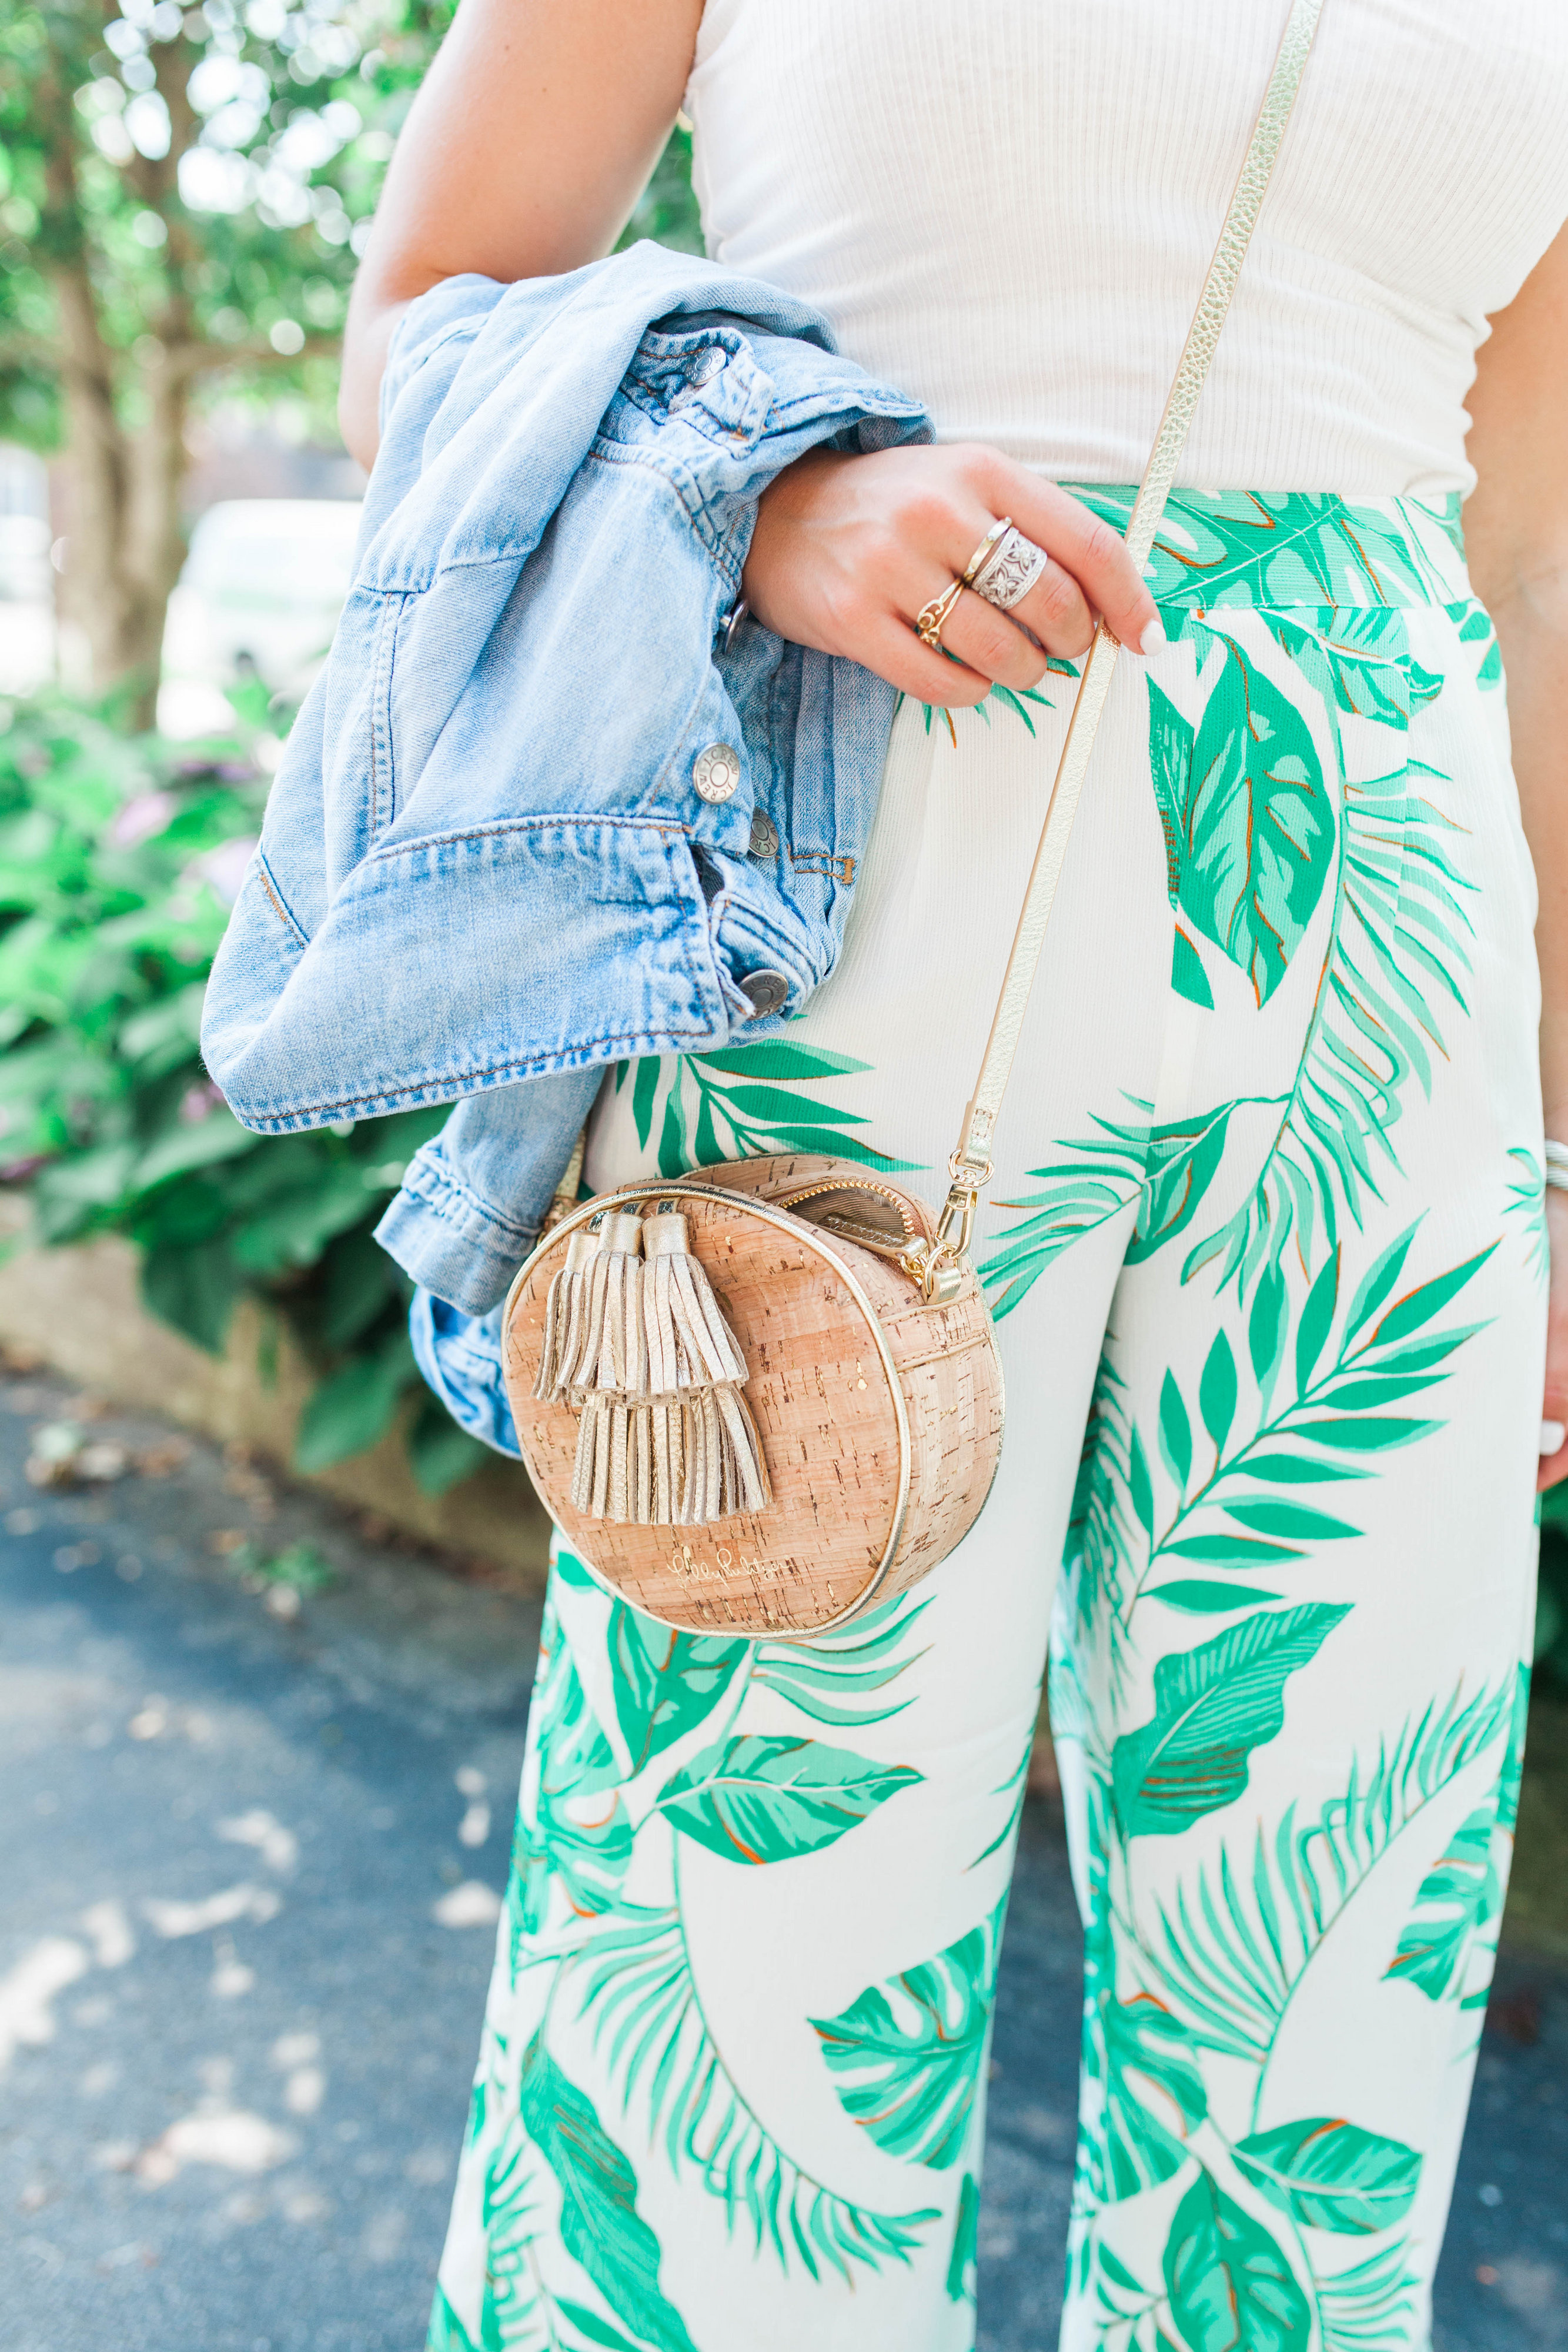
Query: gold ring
914,579,965,649
961,516,1013,586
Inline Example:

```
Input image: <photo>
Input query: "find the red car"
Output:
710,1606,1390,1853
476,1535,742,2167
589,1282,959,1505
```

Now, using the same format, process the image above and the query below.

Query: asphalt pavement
1,1364,1563,2351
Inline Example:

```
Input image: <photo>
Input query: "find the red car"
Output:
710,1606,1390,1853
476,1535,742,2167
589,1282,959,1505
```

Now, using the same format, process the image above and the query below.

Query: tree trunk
41,33,195,734
52,291,189,734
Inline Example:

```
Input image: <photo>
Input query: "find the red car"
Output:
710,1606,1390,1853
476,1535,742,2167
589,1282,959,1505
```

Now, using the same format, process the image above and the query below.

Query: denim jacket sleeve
373,1064,601,1313
409,1289,521,1459
198,247,927,1403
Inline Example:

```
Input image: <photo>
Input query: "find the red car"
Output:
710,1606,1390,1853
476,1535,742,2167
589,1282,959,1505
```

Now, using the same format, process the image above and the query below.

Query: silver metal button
740,970,789,1018
721,597,750,653
692,742,742,804
748,808,779,860
691,346,726,385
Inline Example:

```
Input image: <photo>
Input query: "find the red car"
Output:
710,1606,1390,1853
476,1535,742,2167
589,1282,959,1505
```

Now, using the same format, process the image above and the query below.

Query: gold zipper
773,1176,926,1239
772,1177,947,1292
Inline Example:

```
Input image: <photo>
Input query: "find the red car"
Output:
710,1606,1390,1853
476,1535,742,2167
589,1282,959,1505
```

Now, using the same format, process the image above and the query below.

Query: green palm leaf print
605,1608,748,1777
472,2109,674,2352
631,1038,923,1178
427,2284,480,2352
1061,1350,1140,1687
654,1733,922,1864
510,1621,633,1953
751,1592,934,1728
1111,1603,1349,1839
1445,596,1505,690
1314,2241,1421,2352
515,2035,700,2352
1120,1233,1495,1622
576,1900,940,2279
912,661,1080,746
810,1893,1007,2168
1143,1676,1513,2072
978,1102,1152,1319
1148,638,1333,1008
1086,2240,1169,2337
1100,1992,1208,2199
945,2171,980,2304
1073,486,1434,612
1267,607,1442,728
1231,2118,1422,2236
1163,2169,1311,2352
977,1091,1241,1324
1380,1803,1499,2002
1503,1145,1551,1287
1186,748,1475,1294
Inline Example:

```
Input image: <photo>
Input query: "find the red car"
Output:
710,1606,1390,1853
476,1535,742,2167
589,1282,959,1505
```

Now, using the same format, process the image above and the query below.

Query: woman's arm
339,0,703,467
1464,219,1568,1491
337,5,1158,702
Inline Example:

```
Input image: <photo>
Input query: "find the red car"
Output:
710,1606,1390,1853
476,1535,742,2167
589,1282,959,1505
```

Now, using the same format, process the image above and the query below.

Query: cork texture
502,1155,1004,1635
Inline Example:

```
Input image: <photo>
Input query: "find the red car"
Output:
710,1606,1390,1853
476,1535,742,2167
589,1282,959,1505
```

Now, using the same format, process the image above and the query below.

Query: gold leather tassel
643,1208,748,1391
560,1205,768,1526
533,1228,600,1402
569,1212,650,1524
677,1381,770,1523
571,1392,663,1526
580,1212,648,1398
644,1208,770,1523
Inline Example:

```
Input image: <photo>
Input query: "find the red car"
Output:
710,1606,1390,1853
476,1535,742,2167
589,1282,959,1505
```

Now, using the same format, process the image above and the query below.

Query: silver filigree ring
969,526,1049,612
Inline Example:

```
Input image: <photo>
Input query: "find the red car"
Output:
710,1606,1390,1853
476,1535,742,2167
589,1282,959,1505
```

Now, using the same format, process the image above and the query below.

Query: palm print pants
430,490,1544,2352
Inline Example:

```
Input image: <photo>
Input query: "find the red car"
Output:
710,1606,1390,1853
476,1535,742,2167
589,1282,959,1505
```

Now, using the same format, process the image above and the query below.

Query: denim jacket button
693,742,742,804
740,970,789,1018
748,808,779,860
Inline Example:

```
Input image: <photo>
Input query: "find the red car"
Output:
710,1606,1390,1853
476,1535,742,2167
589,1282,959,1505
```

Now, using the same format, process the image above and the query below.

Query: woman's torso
686,0,1568,497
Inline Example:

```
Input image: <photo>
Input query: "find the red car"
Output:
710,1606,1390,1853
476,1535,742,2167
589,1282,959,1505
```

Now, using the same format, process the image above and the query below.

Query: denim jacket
200,245,928,1335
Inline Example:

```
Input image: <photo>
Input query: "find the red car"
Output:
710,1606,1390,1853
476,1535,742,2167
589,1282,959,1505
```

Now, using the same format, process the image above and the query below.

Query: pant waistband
1067,486,1470,611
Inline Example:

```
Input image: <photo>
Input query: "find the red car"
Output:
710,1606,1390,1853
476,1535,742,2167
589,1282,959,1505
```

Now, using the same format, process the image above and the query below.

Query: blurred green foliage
1536,1485,1568,1690
0,0,701,456
0,24,703,1489
0,0,457,453
0,687,490,1492
619,122,703,260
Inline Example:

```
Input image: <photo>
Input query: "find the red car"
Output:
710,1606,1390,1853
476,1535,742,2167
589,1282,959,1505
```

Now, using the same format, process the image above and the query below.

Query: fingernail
1542,1419,1565,1456
1139,618,1168,658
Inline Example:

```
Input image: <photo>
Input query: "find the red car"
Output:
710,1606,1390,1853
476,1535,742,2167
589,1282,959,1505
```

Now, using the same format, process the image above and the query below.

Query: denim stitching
255,850,309,946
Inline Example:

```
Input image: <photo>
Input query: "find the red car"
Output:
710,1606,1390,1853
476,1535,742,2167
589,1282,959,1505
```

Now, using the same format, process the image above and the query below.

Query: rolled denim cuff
374,1065,604,1314
409,1290,521,1459
375,1140,537,1316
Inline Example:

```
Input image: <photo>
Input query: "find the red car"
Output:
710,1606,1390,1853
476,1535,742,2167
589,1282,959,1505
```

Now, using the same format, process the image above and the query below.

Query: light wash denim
199,243,930,1331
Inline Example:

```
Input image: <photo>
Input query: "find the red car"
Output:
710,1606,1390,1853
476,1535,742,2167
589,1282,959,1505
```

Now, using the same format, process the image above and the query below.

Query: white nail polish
1541,1419,1564,1456
1139,619,1168,657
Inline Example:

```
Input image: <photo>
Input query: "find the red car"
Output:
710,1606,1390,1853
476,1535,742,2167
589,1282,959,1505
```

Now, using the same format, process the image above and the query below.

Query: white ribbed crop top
685,1,1568,497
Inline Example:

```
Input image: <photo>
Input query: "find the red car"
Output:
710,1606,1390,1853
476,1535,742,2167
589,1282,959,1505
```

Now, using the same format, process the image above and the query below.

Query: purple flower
108,791,178,850
179,1081,226,1124
186,836,259,907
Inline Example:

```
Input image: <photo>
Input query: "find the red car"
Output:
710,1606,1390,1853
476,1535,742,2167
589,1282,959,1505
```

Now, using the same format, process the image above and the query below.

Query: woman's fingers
1007,559,1097,659
740,441,1168,706
978,457,1164,653
859,613,995,706
939,589,1051,689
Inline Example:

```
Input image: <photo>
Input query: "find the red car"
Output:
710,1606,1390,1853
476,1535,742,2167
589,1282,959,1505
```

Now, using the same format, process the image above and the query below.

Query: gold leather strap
930,0,1325,1288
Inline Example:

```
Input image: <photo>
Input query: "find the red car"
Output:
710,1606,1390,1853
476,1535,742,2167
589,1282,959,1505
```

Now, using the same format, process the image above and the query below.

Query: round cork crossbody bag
500,0,1323,1635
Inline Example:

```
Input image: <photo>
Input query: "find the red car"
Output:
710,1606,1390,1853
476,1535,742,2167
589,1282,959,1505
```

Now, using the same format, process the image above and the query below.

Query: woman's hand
1540,1180,1568,1492
742,442,1165,706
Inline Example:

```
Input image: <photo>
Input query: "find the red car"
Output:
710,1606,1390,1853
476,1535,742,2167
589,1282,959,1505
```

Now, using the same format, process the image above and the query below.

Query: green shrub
1536,1483,1568,1690
0,687,490,1495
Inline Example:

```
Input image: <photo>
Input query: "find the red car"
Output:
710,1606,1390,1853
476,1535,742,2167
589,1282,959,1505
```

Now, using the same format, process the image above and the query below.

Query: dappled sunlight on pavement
0,1365,1563,2351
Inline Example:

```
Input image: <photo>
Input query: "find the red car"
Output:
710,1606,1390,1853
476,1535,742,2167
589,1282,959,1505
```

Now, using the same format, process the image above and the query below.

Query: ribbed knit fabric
686,0,1568,497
